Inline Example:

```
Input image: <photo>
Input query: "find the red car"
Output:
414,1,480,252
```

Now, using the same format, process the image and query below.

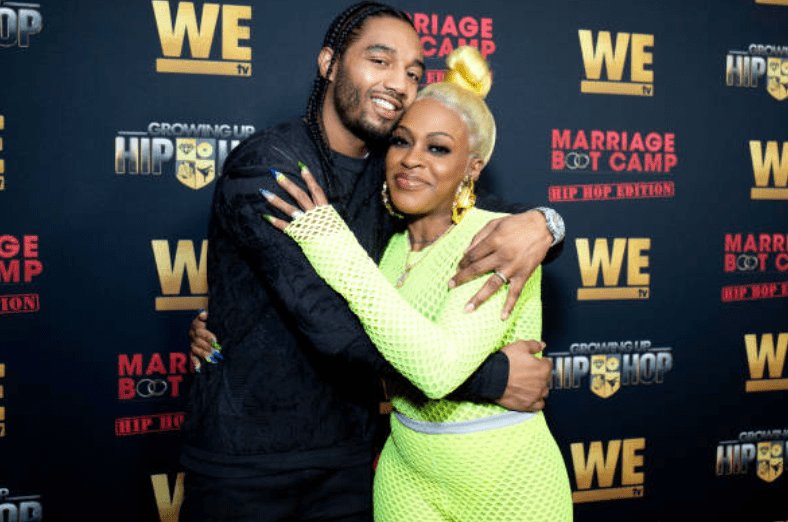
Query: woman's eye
429,145,450,155
390,136,409,147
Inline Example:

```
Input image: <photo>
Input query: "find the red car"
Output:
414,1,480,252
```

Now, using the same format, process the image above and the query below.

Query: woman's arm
285,205,541,399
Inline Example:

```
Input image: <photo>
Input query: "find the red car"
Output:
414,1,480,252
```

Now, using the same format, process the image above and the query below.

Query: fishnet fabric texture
286,205,572,521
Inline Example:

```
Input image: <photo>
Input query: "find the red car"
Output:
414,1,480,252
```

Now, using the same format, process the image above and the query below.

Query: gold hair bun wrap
443,46,492,98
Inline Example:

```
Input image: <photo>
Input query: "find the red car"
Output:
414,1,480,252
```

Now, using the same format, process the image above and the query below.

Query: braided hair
304,2,414,199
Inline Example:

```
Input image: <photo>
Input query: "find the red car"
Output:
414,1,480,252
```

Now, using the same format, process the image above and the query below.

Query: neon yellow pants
373,413,573,522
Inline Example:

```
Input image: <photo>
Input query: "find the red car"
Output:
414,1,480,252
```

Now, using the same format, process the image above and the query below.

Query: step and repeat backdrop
2,0,787,520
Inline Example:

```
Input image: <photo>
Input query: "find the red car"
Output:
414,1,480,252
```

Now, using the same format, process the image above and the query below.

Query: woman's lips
393,173,424,190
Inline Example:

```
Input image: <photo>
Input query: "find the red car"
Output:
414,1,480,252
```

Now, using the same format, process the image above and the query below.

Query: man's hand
449,211,552,319
189,310,221,368
496,340,553,411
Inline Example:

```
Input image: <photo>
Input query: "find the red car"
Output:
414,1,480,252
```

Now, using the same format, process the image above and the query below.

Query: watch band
534,207,565,247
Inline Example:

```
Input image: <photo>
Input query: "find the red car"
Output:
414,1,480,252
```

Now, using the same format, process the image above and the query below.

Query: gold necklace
395,225,456,288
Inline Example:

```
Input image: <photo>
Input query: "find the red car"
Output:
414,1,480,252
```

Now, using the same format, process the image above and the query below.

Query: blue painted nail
269,168,286,182
260,188,274,199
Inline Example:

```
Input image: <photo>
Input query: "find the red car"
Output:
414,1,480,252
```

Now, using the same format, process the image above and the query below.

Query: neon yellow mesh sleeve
285,205,540,400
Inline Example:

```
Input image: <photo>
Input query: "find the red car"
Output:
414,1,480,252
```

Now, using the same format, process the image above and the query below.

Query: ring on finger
291,210,305,220
493,270,509,284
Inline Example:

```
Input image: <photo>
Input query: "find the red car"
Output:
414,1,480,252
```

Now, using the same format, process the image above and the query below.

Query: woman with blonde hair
263,46,572,521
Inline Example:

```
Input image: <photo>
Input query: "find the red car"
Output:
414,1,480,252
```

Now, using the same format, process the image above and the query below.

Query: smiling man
180,3,563,521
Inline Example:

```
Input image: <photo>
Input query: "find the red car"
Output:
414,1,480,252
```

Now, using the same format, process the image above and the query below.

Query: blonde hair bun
443,46,492,99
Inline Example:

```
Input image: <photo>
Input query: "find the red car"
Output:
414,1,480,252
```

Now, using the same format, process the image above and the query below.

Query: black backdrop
1,1,787,521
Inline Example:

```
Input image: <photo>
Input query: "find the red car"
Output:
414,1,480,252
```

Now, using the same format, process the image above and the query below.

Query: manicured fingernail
210,349,223,361
448,279,456,289
269,168,286,182
464,303,475,313
205,355,216,364
262,214,273,223
260,188,274,199
298,161,310,175
210,339,222,352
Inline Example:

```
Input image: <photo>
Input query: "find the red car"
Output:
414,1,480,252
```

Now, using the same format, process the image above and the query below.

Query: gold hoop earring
452,175,476,224
381,182,403,219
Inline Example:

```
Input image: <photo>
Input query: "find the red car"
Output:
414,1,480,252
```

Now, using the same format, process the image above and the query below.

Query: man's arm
189,310,550,411
452,191,565,319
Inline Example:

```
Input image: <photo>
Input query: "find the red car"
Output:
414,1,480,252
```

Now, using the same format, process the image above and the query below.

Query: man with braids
180,3,565,521
265,44,573,522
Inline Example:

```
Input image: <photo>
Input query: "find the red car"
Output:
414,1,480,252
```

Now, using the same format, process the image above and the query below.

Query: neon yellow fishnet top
286,205,542,424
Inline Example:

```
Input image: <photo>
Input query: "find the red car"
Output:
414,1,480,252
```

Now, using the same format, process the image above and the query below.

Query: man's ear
318,47,336,81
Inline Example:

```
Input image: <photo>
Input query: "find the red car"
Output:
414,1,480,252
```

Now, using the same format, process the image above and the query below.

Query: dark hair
304,2,413,198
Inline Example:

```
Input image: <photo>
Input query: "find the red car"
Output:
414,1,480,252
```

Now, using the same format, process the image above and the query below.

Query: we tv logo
579,30,654,97
576,238,651,300
744,333,788,392
152,1,252,77
570,437,646,503
152,239,207,311
750,141,788,200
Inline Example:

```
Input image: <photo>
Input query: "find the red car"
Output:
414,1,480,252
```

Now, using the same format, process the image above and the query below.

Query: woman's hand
261,163,328,231
189,309,223,371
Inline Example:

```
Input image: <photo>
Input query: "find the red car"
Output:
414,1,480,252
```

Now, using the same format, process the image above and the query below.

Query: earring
381,182,404,219
452,175,476,224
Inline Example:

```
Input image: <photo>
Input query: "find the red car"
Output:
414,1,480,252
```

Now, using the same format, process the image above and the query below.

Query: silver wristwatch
534,207,565,247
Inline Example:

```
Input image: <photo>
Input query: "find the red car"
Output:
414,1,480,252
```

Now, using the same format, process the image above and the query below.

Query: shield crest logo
757,441,783,483
176,138,216,190
590,354,621,399
767,57,788,102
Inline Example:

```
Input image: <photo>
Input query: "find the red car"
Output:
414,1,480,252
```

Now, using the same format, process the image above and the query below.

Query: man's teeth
373,98,396,111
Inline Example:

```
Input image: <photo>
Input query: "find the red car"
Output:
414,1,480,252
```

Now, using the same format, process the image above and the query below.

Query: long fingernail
464,303,475,313
205,355,216,364
209,339,222,352
260,188,274,199
210,349,223,361
298,161,310,175
269,168,286,182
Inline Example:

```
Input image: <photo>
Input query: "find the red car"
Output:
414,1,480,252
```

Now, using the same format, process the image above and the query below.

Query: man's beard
332,61,397,148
